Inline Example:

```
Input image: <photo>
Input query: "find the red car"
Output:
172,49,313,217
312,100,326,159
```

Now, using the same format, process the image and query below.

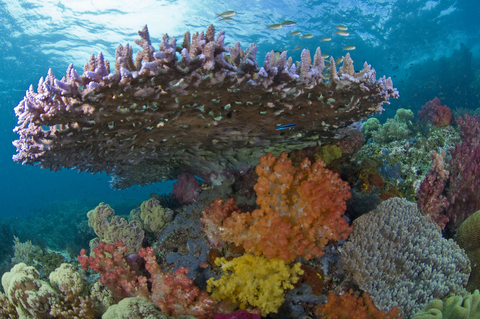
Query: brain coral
455,210,480,292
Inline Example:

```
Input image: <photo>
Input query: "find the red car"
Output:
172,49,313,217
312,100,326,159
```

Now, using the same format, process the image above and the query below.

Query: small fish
336,57,343,64
289,30,301,36
224,42,231,46
320,37,332,42
274,50,282,59
220,17,235,21
293,46,303,51
301,34,313,39
267,23,283,30
276,123,297,130
335,25,348,31
343,45,355,51
215,11,237,19
335,31,349,36
280,20,296,27
322,54,329,58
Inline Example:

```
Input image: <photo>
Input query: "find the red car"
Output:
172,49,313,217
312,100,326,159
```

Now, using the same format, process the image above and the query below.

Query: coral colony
12,24,397,188
7,24,480,319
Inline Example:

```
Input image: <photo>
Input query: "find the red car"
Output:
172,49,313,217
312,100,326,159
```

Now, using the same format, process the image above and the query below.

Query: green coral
362,117,381,140
372,108,415,143
87,203,144,255
139,198,172,232
413,290,480,318
316,144,342,165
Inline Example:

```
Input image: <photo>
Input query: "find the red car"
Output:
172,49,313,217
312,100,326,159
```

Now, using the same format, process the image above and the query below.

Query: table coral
216,152,352,262
206,254,303,316
12,24,398,188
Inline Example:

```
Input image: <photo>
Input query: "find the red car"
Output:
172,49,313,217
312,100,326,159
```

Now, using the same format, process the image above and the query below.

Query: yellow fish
267,23,283,30
280,20,296,27
301,34,314,39
293,46,303,51
322,54,329,58
289,30,301,36
215,11,237,18
336,57,343,64
320,37,332,42
335,31,349,36
343,45,355,51
336,25,348,31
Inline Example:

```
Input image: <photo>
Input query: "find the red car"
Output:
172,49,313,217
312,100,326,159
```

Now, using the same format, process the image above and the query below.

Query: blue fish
275,123,297,130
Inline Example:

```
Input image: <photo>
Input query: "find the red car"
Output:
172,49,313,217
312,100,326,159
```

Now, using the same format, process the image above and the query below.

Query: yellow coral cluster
206,254,303,316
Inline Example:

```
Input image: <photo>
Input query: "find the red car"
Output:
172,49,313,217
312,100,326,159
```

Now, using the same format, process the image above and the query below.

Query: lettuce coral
206,254,303,316
216,152,352,262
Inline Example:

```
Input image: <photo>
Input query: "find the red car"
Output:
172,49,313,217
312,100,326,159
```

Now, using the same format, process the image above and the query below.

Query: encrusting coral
12,24,398,188
202,152,352,262
206,254,303,316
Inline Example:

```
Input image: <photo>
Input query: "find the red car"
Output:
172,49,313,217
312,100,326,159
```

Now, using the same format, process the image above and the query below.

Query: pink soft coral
204,152,352,262
172,172,202,204
418,97,452,127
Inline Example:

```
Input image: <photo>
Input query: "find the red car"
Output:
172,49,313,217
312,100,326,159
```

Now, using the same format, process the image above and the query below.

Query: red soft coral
78,241,149,301
216,152,352,262
201,198,241,247
172,172,202,204
418,97,452,127
138,247,216,319
316,290,402,319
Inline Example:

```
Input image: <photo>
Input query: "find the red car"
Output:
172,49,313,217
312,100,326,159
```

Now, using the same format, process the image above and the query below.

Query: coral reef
372,108,415,143
418,97,452,127
416,150,450,229
139,198,173,232
316,289,402,319
455,210,480,292
412,290,480,319
172,173,202,204
207,152,352,262
87,203,144,255
341,197,470,318
206,254,303,316
12,24,398,188
446,115,480,234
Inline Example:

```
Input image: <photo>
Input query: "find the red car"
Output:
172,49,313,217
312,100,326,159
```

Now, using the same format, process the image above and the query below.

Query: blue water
0,0,477,220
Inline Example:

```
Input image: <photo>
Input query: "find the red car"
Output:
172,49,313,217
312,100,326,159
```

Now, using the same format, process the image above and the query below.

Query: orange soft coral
219,152,352,262
316,290,402,319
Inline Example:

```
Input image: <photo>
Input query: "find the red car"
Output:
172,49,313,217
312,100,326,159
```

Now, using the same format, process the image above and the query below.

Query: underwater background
0,0,480,318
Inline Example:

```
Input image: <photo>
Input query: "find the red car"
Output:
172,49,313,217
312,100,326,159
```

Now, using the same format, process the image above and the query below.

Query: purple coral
172,172,201,204
446,114,480,233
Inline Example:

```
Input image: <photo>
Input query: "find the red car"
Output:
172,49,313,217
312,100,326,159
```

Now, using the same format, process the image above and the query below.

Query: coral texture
201,198,241,247
418,97,452,127
12,24,398,188
139,198,173,232
372,108,414,142
78,241,149,302
416,150,450,229
206,254,303,316
412,290,480,319
341,197,470,318
216,152,352,262
87,203,144,255
455,210,480,292
172,172,202,204
446,115,480,233
138,247,216,319
214,309,261,319
316,290,402,319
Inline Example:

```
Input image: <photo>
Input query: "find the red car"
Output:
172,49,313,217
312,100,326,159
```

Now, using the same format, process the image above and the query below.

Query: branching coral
206,254,303,316
209,152,352,262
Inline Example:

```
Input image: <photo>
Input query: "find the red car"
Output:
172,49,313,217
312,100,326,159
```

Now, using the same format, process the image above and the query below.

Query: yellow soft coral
206,254,303,316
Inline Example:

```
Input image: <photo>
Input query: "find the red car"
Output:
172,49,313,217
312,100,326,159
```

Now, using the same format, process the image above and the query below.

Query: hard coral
455,210,480,292
218,152,352,262
418,97,452,127
12,23,398,189
316,290,402,319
